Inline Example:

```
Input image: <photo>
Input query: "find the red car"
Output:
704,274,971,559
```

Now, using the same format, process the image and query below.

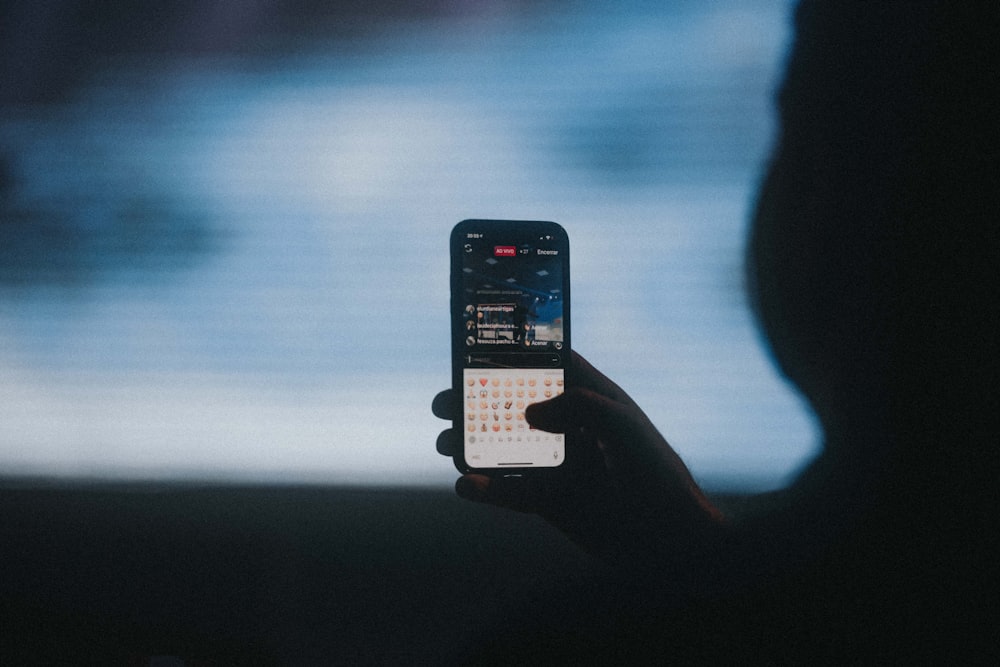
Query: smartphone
450,219,571,474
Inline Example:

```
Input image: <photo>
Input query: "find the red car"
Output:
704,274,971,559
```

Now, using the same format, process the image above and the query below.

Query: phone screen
450,219,570,471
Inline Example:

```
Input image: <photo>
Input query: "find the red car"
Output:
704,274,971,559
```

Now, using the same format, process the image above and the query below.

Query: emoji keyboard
463,367,565,467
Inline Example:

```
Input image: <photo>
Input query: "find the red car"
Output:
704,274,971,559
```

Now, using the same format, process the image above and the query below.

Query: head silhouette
748,3,998,477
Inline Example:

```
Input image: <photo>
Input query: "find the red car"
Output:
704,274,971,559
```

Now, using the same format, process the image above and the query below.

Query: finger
455,473,617,556
454,474,490,502
431,388,458,420
455,473,551,514
436,428,459,457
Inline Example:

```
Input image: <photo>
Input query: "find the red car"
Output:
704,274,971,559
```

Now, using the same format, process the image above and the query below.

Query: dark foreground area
0,482,601,664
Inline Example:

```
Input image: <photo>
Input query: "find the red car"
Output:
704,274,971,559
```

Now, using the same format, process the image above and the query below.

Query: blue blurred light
0,0,813,490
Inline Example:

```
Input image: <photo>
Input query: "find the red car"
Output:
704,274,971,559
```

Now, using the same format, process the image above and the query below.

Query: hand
434,352,725,570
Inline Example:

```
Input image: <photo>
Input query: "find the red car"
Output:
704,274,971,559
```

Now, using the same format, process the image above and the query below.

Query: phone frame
450,219,572,475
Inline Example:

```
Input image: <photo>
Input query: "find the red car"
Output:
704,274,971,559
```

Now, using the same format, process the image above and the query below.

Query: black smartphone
450,219,571,474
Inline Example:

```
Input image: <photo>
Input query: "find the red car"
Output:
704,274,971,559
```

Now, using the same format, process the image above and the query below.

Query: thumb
527,388,711,517
526,388,652,457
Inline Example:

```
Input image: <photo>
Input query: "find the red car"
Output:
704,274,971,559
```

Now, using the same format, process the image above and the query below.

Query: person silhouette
434,1,997,661
511,303,528,345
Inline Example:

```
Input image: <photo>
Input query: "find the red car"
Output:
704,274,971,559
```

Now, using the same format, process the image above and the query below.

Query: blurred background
1,0,814,491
